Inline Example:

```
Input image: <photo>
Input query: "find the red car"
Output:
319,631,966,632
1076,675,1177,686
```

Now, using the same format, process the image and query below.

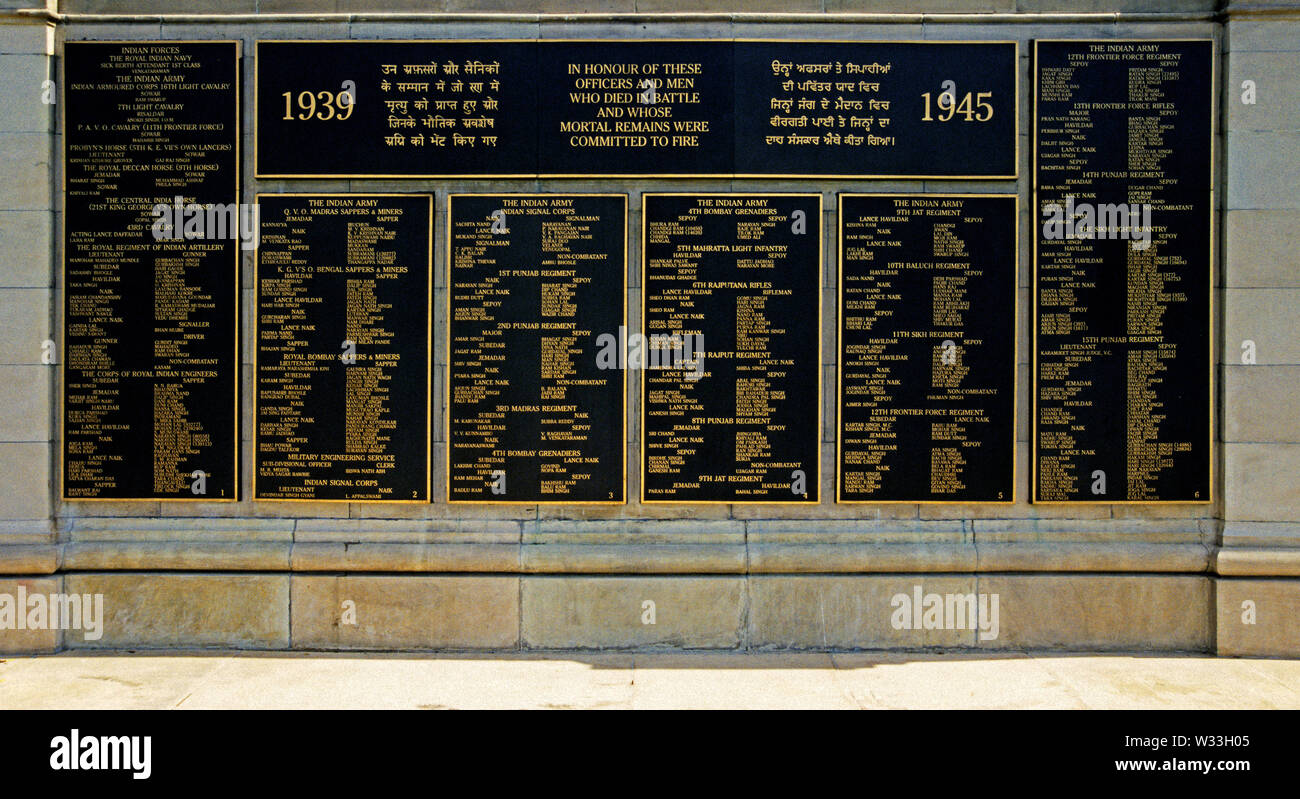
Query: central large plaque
255,194,433,502
256,40,1016,178
837,194,1017,503
447,194,627,504
641,194,821,504
536,41,734,176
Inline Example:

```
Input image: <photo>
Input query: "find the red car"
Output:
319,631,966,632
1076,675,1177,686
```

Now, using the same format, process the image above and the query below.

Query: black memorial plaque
63,41,240,500
641,194,821,503
1033,40,1212,504
256,40,1016,178
837,195,1016,503
255,194,432,502
256,40,538,178
447,194,626,503
733,41,1017,178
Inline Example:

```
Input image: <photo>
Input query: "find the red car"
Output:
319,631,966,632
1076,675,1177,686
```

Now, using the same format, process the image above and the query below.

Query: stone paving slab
2,651,1298,710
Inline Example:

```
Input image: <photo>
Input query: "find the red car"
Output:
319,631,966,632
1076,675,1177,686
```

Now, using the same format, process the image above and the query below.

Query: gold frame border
251,192,435,504
59,40,242,504
1030,38,1216,506
835,192,1019,505
444,192,630,506
639,192,824,506
253,38,1020,181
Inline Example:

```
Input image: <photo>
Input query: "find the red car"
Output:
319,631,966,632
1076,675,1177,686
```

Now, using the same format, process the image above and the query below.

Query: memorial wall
3,0,1298,655
56,36,1209,509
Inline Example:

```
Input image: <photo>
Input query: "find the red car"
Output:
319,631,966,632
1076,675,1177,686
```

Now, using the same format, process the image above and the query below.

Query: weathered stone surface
291,575,519,650
0,22,50,57
0,211,50,288
68,517,293,542
538,20,731,41
1225,210,1300,288
1227,50,1300,132
732,498,918,520
61,23,164,43
293,518,519,541
63,542,290,571
1223,289,1300,364
919,20,1111,45
833,0,1014,9
1226,17,1300,54
0,288,49,363
972,518,1204,541
1111,19,1220,42
522,576,744,649
746,519,966,542
1222,521,1300,548
975,574,1211,651
250,499,351,518
975,543,1210,572
749,575,981,649
0,575,60,654
524,518,743,541
1217,547,1300,577
919,499,1112,520
1217,578,1300,656
0,54,51,133
637,0,819,10
0,365,49,441
1227,131,1300,210
0,544,57,574
1225,442,1300,522
0,442,48,521
60,499,160,518
1223,365,1300,442
291,541,518,572
447,0,633,10
63,573,289,649
61,1,257,11
523,543,744,573
749,542,976,573
0,133,49,210
1021,0,1215,10
37,0,1237,13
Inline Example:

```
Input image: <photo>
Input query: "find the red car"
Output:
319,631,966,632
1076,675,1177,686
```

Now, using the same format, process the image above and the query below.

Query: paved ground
1,650,1298,709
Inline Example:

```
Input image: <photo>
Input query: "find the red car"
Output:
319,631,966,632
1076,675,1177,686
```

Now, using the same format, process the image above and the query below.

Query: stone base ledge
751,543,975,572
522,543,744,573
1215,548,1300,577
0,540,1222,575
0,540,1231,576
63,542,289,572
293,542,518,572
0,544,57,574
976,542,1210,573
3,570,1272,655
749,574,1211,652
